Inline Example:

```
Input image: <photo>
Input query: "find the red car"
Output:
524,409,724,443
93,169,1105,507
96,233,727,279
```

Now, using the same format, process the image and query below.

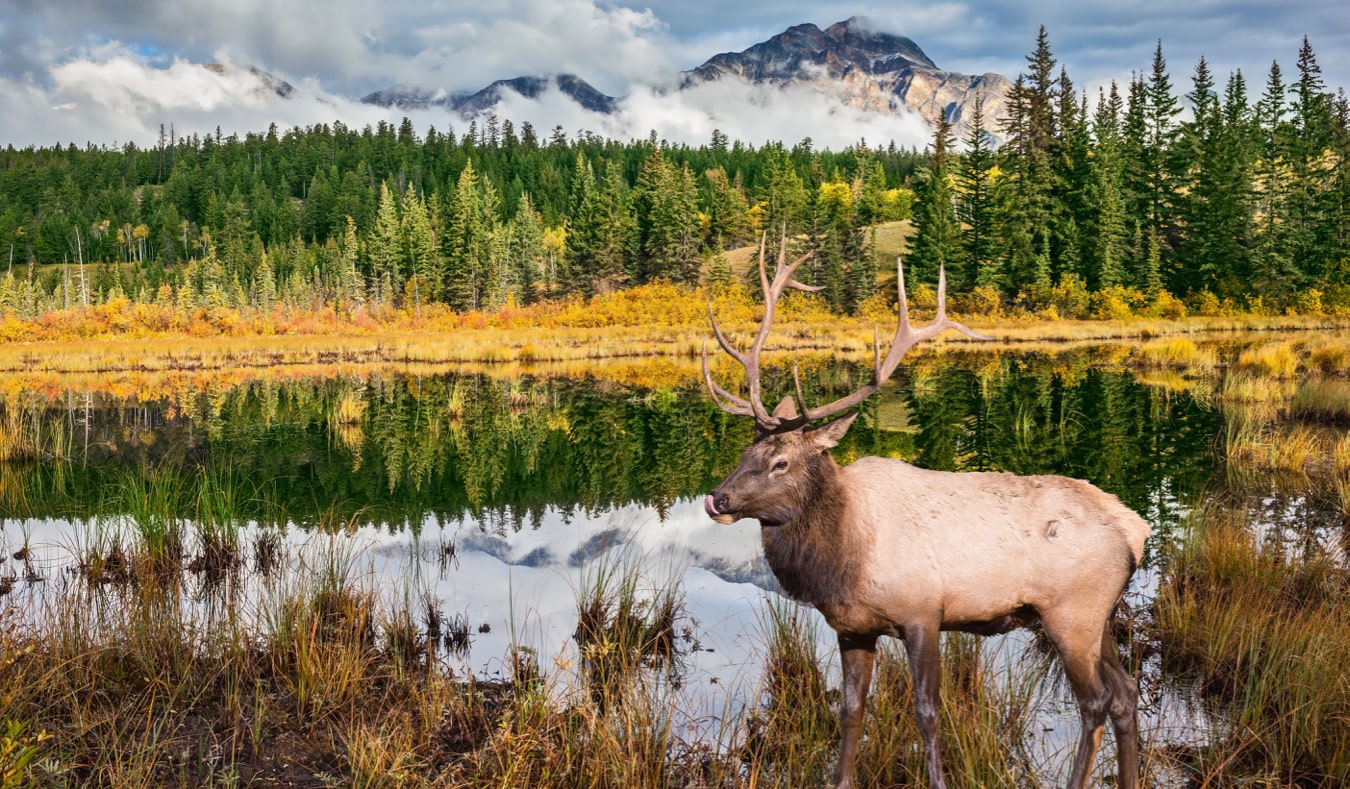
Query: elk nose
714,491,730,513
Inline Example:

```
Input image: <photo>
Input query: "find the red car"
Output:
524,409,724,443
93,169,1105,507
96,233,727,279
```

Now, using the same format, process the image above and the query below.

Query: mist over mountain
0,16,1011,150
360,17,1010,143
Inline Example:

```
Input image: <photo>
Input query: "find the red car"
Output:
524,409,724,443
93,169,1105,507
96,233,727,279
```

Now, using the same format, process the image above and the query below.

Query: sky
1,0,1347,151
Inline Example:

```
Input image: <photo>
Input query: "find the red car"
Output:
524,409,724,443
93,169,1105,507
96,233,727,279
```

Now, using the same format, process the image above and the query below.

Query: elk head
702,232,988,525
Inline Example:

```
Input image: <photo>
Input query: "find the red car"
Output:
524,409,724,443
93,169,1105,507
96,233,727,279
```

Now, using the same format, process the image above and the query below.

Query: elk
702,236,1147,789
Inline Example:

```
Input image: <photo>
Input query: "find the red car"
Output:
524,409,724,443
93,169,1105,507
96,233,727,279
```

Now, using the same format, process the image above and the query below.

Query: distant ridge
358,17,1010,138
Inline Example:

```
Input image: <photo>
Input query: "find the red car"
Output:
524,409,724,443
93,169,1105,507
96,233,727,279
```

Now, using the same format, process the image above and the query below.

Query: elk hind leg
1100,623,1140,789
1042,615,1111,789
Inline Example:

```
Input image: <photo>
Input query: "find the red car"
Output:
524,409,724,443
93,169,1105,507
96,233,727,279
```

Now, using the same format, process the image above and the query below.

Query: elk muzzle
704,492,739,525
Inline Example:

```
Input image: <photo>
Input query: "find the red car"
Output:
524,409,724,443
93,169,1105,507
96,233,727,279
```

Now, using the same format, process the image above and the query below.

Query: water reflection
0,351,1218,537
0,350,1227,778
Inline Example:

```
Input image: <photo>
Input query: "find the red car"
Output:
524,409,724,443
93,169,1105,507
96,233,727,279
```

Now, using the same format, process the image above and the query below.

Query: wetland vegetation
0,335,1346,787
2,23,1350,789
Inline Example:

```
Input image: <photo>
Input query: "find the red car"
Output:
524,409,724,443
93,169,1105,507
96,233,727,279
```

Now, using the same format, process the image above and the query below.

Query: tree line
909,29,1350,316
0,29,1347,321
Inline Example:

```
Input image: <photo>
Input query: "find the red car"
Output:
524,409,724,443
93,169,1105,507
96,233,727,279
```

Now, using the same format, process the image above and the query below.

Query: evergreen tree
507,193,546,303
1286,36,1339,281
402,186,439,306
1178,60,1254,293
955,96,998,292
1142,41,1183,287
908,115,961,292
1252,60,1299,300
369,181,403,305
443,163,492,310
633,151,699,285
1090,83,1129,289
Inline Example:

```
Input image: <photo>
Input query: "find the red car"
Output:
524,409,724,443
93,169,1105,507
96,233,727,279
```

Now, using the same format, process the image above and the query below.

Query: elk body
702,238,1147,789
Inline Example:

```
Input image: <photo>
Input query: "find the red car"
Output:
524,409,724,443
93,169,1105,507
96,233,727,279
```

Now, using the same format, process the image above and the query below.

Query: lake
3,342,1335,784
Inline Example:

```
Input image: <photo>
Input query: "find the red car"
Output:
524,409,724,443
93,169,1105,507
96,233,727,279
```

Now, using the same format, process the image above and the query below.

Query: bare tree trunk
75,225,88,306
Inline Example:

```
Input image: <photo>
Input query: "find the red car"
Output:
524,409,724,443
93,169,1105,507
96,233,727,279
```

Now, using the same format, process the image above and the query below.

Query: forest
0,30,1348,325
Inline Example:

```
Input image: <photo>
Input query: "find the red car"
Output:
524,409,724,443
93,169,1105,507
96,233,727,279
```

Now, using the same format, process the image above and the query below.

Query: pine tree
402,186,439,306
1142,41,1183,287
443,163,491,310
1177,59,1254,293
1252,60,1298,300
1090,83,1129,289
956,96,998,292
1286,36,1339,282
633,151,699,285
370,181,402,305
508,194,546,303
908,115,961,293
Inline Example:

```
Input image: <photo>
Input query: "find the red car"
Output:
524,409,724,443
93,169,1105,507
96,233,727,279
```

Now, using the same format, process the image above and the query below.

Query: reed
1155,503,1350,783
1289,378,1350,423
1136,337,1214,370
572,550,685,709
1233,342,1300,379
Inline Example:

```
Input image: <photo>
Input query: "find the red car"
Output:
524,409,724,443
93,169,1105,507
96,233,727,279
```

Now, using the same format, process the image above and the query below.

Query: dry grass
1234,342,1301,378
1154,503,1350,784
1290,379,1350,423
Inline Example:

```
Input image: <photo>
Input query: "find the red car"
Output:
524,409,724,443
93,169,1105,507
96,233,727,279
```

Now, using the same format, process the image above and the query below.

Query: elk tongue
704,494,719,518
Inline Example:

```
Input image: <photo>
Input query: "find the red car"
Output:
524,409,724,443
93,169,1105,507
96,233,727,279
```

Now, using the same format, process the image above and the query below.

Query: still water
0,348,1225,774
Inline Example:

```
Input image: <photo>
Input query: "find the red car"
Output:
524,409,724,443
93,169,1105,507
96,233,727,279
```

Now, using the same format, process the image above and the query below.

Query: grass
6,327,1350,786
1154,503,1350,784
1136,337,1216,371
1290,378,1350,423
1234,342,1301,378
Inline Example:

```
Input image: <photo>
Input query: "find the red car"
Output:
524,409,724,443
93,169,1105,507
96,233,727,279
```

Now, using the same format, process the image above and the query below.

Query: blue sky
1,1,1346,148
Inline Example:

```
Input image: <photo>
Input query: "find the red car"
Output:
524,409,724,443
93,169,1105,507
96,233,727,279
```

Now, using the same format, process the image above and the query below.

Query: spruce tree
956,96,998,292
908,115,961,293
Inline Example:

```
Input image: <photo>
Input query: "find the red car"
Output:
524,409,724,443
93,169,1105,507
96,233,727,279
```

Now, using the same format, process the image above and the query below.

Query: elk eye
772,459,788,471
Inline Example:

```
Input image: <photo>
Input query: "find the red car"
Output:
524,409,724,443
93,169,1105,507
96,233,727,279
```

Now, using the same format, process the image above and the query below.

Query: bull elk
702,236,1147,789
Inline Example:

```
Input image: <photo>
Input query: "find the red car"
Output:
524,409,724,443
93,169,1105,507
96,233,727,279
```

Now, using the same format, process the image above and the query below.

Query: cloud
3,0,1348,150
0,46,396,148
0,37,938,152
476,77,933,150
395,0,676,95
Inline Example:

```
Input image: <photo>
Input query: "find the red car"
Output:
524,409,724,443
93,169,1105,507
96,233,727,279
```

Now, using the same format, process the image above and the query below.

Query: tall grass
1136,337,1215,370
1234,342,1301,378
1290,378,1350,423
1154,503,1350,784
572,550,684,710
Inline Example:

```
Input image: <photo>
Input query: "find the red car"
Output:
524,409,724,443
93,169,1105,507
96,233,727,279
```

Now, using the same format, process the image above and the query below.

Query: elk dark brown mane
703,233,1147,789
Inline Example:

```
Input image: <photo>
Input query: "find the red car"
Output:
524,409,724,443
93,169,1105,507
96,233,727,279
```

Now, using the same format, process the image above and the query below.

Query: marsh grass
107,466,185,582
1154,503,1350,784
572,551,685,710
1234,342,1301,378
1290,378,1350,423
1136,337,1216,371
738,597,836,785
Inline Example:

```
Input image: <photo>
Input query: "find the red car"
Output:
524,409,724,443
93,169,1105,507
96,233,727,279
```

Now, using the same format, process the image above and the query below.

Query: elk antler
705,249,991,433
702,230,822,425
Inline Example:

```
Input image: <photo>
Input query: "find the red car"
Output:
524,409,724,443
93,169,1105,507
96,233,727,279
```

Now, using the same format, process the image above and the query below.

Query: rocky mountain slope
681,18,1009,136
362,17,1009,138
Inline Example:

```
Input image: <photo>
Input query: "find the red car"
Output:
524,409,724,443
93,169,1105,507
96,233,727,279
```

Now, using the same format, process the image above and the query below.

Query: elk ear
772,396,799,419
805,411,857,449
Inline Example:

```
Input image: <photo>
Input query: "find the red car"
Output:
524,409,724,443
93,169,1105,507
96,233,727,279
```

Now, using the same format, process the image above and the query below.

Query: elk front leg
834,632,877,789
903,622,947,789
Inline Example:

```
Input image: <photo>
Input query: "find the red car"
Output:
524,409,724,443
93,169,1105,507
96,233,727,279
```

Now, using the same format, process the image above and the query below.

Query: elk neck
759,449,869,611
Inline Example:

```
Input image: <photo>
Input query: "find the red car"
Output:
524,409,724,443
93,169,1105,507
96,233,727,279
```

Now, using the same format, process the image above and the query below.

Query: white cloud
0,41,936,151
4,1,1348,149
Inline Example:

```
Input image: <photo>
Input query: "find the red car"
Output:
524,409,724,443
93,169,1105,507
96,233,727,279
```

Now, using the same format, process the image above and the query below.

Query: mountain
359,18,1010,139
681,18,1010,137
360,73,617,116
201,63,294,99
